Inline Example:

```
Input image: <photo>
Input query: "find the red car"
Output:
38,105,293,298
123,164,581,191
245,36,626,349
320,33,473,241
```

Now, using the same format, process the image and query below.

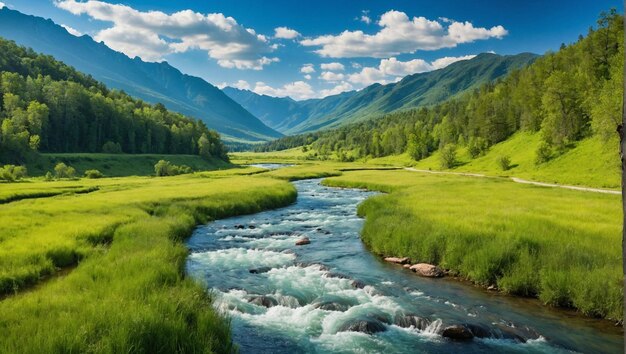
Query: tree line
0,38,228,163
256,10,623,165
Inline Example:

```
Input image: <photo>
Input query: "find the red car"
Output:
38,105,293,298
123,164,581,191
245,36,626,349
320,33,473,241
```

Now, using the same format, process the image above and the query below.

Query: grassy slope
26,153,231,177
323,169,622,320
0,169,297,352
367,132,620,189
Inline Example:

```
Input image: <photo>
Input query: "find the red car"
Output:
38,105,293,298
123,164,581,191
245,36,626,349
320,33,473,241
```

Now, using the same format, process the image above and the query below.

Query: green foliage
497,155,512,171
0,164,26,181
0,37,228,162
102,141,122,154
53,162,75,179
535,142,553,165
324,170,623,320
84,169,103,179
468,137,489,158
154,160,192,177
439,144,457,169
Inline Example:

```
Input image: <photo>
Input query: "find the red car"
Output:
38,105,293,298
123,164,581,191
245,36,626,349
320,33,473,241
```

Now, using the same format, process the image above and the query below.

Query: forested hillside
257,10,622,169
0,38,228,163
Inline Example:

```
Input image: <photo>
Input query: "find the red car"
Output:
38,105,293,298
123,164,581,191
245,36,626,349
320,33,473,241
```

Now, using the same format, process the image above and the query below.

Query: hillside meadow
323,169,623,320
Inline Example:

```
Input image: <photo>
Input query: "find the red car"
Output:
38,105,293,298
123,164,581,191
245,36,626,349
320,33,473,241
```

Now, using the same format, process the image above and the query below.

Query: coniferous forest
0,38,228,163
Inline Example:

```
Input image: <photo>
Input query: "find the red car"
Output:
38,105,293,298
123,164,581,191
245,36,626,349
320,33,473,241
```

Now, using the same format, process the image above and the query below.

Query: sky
2,0,623,100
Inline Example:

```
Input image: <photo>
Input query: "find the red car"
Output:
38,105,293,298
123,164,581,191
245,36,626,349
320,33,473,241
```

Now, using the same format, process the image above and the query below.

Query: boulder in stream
409,263,444,278
248,295,278,308
338,318,387,334
249,266,272,274
295,237,311,246
384,257,410,264
442,325,474,341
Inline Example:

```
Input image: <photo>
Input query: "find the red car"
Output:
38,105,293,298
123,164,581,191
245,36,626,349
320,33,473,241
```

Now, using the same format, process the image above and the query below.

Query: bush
439,144,457,169
535,142,552,165
0,165,28,181
102,141,123,154
84,169,104,179
497,155,512,171
44,171,54,181
467,137,489,158
54,163,76,179
154,160,193,177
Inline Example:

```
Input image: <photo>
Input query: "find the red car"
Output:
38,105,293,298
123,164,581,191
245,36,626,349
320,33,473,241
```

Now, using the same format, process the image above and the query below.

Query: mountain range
0,7,281,143
224,52,538,135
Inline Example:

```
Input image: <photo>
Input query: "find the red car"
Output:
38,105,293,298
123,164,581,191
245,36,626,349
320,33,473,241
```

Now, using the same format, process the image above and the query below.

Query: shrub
467,137,489,158
102,141,123,154
84,169,104,179
535,142,552,165
154,160,193,177
0,165,28,181
439,144,457,169
497,155,512,171
54,163,76,179
44,171,54,181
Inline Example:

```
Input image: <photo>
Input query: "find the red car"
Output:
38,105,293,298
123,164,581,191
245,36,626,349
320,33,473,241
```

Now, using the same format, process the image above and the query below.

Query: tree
54,162,76,179
102,141,122,154
197,133,212,159
439,144,457,169
497,155,512,171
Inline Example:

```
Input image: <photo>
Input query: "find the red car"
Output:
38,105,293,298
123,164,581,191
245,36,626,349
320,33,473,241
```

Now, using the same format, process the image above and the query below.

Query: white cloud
320,81,353,97
300,63,315,74
348,54,476,86
360,15,371,25
0,2,5,9
274,26,300,39
301,10,507,58
61,24,82,36
253,81,316,100
320,62,345,71
55,0,278,69
231,79,251,90
351,62,362,69
430,54,476,69
304,74,312,80
319,71,345,82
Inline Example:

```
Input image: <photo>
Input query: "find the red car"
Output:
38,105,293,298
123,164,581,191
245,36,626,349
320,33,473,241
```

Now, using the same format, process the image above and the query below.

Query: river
186,176,622,353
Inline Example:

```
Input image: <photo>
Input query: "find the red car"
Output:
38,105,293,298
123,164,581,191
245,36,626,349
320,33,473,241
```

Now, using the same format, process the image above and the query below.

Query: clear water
248,163,294,170
186,179,622,353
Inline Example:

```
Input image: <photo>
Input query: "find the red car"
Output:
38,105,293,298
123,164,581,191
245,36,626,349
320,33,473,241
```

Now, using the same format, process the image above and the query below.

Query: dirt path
403,167,620,195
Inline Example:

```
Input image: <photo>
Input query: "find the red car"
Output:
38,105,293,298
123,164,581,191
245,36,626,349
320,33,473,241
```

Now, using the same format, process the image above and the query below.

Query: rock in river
384,257,410,264
249,266,272,274
295,237,311,246
442,325,474,341
409,263,444,278
248,295,278,308
394,314,431,330
338,318,387,334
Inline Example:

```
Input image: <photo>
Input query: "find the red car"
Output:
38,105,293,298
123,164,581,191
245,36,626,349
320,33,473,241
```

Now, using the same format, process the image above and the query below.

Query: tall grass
0,170,296,352
323,170,623,320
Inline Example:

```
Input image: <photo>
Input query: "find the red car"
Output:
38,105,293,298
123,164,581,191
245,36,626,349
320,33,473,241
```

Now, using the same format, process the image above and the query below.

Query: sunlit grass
0,169,296,352
323,169,622,320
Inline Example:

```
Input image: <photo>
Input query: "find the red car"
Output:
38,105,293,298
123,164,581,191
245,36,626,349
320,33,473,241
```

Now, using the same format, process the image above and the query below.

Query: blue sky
3,0,623,100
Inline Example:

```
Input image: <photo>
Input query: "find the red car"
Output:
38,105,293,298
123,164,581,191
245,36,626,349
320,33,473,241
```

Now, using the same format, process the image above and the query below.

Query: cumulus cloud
55,0,278,69
301,10,507,58
231,79,251,90
358,10,371,25
348,54,476,86
300,63,315,74
304,74,312,80
319,71,345,82
320,81,353,97
61,24,82,36
320,62,345,71
274,26,300,39
0,2,5,9
253,81,316,100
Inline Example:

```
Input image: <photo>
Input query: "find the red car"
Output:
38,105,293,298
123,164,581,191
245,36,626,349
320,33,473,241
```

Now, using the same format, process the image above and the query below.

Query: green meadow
0,169,298,352
323,169,623,320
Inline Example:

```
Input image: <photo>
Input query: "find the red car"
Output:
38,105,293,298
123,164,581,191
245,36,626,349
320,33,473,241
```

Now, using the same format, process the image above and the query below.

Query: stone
295,237,311,246
394,314,431,330
248,295,278,308
338,319,387,334
402,264,412,269
249,266,272,274
409,263,444,278
384,257,410,264
442,325,474,341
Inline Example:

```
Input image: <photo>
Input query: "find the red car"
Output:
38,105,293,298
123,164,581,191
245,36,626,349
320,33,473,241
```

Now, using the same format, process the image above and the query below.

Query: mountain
222,87,357,133
225,53,538,135
0,7,281,142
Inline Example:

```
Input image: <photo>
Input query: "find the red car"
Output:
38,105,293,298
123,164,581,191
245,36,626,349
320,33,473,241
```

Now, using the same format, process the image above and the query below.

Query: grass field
323,169,623,320
0,169,298,352
26,153,231,177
